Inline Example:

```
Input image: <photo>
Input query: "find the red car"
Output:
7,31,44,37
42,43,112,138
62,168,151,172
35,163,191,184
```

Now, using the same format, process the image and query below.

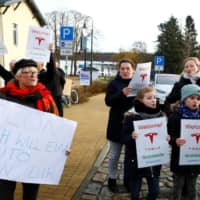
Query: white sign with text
134,117,169,168
180,119,200,165
26,26,51,62
128,62,151,97
0,98,77,185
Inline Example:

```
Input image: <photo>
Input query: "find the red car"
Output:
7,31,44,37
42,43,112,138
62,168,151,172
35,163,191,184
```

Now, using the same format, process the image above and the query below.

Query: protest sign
128,62,151,97
0,98,77,185
179,119,200,165
25,26,51,62
0,40,7,55
134,117,169,168
80,70,90,86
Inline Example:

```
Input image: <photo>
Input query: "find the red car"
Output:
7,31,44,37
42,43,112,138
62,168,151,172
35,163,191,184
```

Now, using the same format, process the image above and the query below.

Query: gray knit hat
181,84,200,102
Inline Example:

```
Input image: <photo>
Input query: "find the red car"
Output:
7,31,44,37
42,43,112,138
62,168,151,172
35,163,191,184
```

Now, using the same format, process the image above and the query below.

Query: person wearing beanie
0,58,60,200
167,83,200,200
13,58,38,75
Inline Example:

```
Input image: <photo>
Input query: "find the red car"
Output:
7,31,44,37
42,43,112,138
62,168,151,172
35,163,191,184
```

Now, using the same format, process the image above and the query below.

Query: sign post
154,56,165,72
60,26,74,56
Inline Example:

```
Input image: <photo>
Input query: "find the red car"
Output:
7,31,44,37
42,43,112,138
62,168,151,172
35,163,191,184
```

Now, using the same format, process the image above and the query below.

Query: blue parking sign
154,56,165,66
60,26,74,41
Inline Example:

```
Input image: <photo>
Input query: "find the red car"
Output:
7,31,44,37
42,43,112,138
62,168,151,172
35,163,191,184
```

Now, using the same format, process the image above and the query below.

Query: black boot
108,178,118,193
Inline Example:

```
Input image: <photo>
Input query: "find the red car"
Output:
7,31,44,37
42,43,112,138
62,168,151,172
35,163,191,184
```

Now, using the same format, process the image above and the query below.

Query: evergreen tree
184,15,200,58
155,16,185,73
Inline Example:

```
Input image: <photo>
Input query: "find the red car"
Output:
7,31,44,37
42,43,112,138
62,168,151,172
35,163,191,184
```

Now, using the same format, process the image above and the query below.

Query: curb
71,142,109,200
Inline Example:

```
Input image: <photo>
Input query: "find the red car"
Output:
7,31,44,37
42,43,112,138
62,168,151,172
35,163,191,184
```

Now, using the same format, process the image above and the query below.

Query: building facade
0,0,46,70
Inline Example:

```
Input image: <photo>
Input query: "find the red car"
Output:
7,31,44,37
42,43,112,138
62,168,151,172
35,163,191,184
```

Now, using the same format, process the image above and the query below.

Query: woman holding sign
105,58,136,192
0,59,58,200
121,86,169,200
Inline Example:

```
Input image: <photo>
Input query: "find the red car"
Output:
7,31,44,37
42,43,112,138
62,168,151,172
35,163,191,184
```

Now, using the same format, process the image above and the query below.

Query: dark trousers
172,173,198,200
54,96,63,117
0,179,39,200
130,176,159,200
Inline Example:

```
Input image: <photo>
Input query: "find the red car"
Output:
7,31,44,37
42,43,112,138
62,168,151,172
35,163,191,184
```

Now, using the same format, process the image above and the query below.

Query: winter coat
105,74,134,142
0,64,14,84
38,53,65,99
121,100,163,178
164,76,200,116
167,112,200,174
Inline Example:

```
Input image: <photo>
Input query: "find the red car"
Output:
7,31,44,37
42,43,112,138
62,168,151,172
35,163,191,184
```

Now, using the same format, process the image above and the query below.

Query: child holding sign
121,86,169,200
167,84,200,200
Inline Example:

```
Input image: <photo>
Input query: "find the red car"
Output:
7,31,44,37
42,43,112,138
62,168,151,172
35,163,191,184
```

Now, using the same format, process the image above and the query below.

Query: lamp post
81,22,87,71
90,20,93,85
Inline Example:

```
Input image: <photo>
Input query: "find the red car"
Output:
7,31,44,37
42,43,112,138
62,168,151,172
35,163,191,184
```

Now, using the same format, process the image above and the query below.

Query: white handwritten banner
128,62,151,97
134,117,169,168
0,98,77,185
180,119,200,165
26,26,51,62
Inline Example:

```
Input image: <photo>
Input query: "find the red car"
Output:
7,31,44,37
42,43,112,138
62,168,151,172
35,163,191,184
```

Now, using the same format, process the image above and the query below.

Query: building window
13,23,18,46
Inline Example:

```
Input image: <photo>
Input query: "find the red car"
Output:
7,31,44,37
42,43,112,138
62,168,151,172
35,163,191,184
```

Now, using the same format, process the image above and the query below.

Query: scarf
0,81,59,115
183,71,200,84
134,99,163,119
178,103,200,119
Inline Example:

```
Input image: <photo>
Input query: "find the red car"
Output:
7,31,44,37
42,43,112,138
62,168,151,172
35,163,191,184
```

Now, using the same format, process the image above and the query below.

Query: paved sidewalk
72,143,200,200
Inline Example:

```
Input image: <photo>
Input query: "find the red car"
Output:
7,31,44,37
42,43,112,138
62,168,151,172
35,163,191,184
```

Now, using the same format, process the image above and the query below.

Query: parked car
153,73,180,104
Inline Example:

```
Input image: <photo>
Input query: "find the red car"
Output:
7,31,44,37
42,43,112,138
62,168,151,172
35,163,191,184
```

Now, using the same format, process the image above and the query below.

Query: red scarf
0,81,59,115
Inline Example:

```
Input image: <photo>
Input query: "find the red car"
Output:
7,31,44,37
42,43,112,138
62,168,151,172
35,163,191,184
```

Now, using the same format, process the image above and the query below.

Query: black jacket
0,64,14,84
164,76,200,116
121,100,163,178
168,112,200,174
38,53,65,99
105,74,134,142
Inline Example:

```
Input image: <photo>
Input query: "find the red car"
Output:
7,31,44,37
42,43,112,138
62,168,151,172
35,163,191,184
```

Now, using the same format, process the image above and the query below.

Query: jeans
172,173,198,200
108,141,123,179
0,179,39,200
130,176,159,200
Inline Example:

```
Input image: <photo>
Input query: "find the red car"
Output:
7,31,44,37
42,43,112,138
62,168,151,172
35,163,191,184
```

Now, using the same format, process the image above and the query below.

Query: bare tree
44,9,90,75
132,41,147,53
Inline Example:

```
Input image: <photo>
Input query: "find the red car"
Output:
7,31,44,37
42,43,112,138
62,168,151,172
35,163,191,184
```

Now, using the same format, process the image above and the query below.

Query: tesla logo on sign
145,132,158,144
191,133,200,144
35,37,45,45
140,73,147,82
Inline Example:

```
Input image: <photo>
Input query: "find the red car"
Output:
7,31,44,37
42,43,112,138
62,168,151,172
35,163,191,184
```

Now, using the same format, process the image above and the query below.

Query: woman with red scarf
0,59,59,200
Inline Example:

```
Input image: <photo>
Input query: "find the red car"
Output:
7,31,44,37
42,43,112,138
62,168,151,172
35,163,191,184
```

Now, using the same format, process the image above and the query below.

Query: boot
108,178,118,193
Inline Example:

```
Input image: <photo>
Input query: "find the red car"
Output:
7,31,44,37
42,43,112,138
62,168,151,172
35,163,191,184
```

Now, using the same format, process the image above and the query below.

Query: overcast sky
35,0,200,53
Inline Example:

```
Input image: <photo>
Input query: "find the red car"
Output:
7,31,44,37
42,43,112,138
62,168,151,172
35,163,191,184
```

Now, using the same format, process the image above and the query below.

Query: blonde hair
136,86,156,101
183,57,200,70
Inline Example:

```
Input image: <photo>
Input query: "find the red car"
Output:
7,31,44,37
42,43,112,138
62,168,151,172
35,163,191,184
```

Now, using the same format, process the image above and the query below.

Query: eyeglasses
21,71,38,76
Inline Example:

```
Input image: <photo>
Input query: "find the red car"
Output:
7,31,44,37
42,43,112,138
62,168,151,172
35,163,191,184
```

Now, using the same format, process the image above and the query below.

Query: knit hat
13,59,37,75
181,84,200,102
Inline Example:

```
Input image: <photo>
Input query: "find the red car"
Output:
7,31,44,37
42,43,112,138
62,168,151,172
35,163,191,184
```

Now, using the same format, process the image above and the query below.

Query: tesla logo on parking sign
60,26,74,41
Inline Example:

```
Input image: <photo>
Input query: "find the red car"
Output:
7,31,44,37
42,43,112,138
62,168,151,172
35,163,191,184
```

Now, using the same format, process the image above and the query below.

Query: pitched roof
0,0,46,26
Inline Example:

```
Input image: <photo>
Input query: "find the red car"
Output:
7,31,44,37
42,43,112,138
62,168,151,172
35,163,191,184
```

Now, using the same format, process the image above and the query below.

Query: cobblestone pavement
73,143,200,200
